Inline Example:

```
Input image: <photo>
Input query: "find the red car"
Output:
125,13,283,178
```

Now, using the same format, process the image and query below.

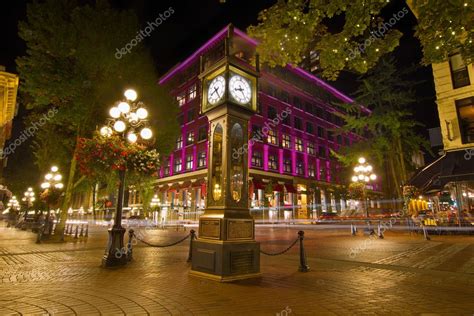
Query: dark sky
0,0,439,191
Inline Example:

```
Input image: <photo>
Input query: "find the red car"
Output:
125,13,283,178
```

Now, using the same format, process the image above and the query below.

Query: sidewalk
0,224,473,315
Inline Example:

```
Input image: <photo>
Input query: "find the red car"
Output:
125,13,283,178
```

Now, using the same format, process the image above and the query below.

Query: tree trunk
396,136,407,184
92,183,97,221
388,154,401,198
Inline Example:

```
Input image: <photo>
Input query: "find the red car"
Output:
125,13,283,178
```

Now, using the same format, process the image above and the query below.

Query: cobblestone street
0,224,473,315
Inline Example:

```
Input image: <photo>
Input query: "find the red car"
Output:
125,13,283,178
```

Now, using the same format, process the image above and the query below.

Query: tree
16,0,179,238
333,57,430,199
248,0,473,80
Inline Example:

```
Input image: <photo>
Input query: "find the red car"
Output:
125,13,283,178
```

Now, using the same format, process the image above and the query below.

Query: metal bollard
65,224,70,235
127,229,134,261
68,224,73,235
79,224,84,237
36,225,43,244
351,223,357,236
422,225,431,240
298,231,310,272
187,229,196,262
85,224,89,237
74,225,79,238
377,221,384,239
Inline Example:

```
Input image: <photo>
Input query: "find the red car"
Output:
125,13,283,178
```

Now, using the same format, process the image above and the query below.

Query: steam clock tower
190,27,261,281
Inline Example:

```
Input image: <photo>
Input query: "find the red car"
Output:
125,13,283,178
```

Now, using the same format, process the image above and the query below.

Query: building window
177,93,186,106
294,117,303,130
280,91,289,103
294,97,302,109
327,131,334,142
252,151,263,168
283,158,292,173
282,134,291,148
455,97,474,144
345,137,351,146
307,143,315,155
268,106,277,119
198,152,206,167
188,84,197,100
319,146,326,158
176,135,183,149
308,164,315,177
282,114,290,126
449,53,470,89
187,109,195,122
198,126,207,141
186,131,195,145
295,138,303,152
174,157,182,173
306,122,314,134
251,125,262,141
268,154,278,170
296,161,304,175
337,135,343,145
178,114,184,126
318,126,325,138
186,155,193,170
267,129,277,145
319,165,326,180
164,160,170,176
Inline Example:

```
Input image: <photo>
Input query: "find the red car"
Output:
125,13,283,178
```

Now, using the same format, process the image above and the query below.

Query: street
0,223,473,315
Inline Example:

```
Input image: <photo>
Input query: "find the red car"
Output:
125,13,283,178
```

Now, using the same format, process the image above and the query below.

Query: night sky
0,0,438,191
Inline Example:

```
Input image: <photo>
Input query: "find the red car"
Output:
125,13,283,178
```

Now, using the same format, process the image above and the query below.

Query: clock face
229,74,252,104
207,75,226,105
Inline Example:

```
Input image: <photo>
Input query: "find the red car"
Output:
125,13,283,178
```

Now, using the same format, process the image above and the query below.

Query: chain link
133,231,190,248
259,236,299,256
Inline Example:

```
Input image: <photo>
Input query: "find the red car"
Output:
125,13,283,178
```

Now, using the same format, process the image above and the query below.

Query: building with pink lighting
147,25,380,222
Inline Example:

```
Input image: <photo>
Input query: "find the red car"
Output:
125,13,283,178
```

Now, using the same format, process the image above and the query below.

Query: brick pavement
0,223,473,315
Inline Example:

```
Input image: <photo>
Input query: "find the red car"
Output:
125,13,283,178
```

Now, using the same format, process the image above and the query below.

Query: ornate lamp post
351,157,377,218
22,187,36,220
40,166,64,234
100,89,153,267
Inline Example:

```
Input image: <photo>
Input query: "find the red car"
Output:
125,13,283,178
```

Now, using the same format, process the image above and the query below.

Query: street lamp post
22,187,36,220
150,194,160,225
6,196,20,227
100,89,153,267
40,166,64,235
351,157,377,218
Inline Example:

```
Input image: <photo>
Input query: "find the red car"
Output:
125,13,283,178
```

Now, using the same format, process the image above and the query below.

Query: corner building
153,26,379,222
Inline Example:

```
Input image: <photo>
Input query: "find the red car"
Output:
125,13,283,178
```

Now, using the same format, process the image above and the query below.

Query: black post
102,169,127,267
187,229,196,262
298,231,310,272
127,229,134,261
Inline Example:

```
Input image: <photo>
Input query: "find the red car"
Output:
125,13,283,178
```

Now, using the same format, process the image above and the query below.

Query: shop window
252,151,263,168
267,129,277,145
186,155,193,170
295,138,303,152
456,97,474,143
449,53,470,89
176,135,183,149
198,151,206,167
307,143,315,155
174,157,182,173
282,134,291,148
268,154,278,170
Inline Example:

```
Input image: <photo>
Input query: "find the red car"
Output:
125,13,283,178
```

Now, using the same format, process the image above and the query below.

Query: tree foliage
248,0,473,80
333,57,430,198
16,0,179,228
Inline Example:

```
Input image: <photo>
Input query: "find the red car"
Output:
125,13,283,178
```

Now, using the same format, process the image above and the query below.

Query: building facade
149,26,382,222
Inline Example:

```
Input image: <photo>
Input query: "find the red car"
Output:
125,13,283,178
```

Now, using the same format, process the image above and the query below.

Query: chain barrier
132,230,191,248
259,236,299,256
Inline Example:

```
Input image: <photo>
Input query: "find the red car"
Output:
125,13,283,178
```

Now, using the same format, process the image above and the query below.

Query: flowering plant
76,133,160,178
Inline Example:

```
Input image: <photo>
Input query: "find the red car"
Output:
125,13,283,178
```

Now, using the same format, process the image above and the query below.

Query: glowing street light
351,157,377,218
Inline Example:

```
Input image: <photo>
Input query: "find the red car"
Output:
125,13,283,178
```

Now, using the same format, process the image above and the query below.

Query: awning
253,180,266,190
192,178,206,187
180,181,192,189
284,183,297,193
408,149,474,193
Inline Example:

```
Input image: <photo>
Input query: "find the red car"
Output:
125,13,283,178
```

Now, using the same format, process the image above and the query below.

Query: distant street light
351,157,377,218
41,166,64,235
101,89,153,267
